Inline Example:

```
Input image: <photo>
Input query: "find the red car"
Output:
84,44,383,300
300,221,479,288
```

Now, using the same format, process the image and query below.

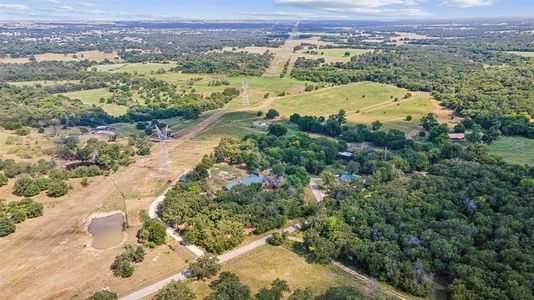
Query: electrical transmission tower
242,81,249,106
155,125,172,178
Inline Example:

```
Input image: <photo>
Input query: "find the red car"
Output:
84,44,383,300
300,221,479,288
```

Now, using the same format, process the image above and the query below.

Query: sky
0,0,532,21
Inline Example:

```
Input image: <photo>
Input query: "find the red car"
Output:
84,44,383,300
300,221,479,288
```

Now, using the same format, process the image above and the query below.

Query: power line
154,125,173,178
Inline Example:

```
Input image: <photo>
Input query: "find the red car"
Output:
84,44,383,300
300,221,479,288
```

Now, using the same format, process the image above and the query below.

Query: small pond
88,213,125,249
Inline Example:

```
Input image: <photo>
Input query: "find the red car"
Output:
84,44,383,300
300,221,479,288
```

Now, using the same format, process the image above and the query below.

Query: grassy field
297,48,372,63
152,72,315,107
505,51,534,58
189,244,369,299
95,62,175,74
268,82,436,132
0,50,119,64
9,80,80,87
62,88,128,116
193,111,265,142
488,136,534,166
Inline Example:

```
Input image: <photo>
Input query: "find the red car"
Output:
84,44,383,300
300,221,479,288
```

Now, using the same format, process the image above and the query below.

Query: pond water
88,213,125,249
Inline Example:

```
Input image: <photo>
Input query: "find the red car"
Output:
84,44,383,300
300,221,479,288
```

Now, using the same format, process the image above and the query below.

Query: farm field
0,50,119,64
62,88,128,116
268,82,438,132
189,244,370,299
488,136,534,166
94,62,175,74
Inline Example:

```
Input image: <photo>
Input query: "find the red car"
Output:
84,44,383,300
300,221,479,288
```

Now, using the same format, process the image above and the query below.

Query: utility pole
242,81,249,106
155,125,172,178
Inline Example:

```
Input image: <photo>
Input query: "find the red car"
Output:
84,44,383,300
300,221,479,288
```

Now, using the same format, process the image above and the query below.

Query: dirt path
0,110,227,300
119,224,302,300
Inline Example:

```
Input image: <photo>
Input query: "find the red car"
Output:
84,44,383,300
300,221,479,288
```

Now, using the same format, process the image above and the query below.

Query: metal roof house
224,174,265,190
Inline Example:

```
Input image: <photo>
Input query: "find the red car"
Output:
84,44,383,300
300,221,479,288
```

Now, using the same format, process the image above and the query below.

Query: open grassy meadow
62,88,128,116
0,50,119,64
297,48,372,63
193,111,265,142
505,51,534,58
94,62,175,74
189,244,368,299
488,136,534,166
268,82,436,132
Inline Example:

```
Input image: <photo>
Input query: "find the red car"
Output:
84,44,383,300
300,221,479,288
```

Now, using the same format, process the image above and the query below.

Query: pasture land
505,51,534,58
62,88,128,116
296,48,372,63
189,244,367,299
8,80,80,87
94,62,175,74
0,50,119,64
268,82,437,132
193,111,265,142
488,136,534,166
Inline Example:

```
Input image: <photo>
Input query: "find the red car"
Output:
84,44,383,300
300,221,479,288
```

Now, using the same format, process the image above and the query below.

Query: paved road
119,224,301,300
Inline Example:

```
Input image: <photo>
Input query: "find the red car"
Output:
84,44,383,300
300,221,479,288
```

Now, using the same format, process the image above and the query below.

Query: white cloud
56,5,73,11
273,0,430,16
78,2,96,7
0,4,30,11
441,0,494,7
83,9,105,15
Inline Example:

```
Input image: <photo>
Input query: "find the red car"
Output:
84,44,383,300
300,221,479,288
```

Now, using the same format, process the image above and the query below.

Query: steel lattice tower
155,125,172,177
242,81,249,106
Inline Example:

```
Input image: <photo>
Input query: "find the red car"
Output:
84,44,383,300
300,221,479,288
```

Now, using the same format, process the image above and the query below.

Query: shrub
0,172,7,187
0,217,15,237
13,177,41,197
265,109,280,120
46,180,70,197
87,290,117,300
110,254,134,278
153,281,195,300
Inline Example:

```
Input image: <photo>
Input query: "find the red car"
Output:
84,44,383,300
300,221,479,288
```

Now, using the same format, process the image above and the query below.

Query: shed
448,133,465,141
338,151,353,159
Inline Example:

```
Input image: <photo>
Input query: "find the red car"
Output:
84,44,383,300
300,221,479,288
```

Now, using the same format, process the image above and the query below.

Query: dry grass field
0,50,119,64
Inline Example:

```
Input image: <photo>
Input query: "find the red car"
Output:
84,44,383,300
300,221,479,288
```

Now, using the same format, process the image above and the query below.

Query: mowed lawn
488,136,534,166
94,62,175,74
269,82,434,132
62,88,128,116
189,244,366,299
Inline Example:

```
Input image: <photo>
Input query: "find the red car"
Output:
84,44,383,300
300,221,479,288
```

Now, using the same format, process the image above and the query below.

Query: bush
0,172,7,187
46,180,70,197
269,231,287,246
81,177,90,187
153,280,195,300
110,254,134,278
265,109,280,120
13,177,40,197
87,290,117,300
0,217,16,237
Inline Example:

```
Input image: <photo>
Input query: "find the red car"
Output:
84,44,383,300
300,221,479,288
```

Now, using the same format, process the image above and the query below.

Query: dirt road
119,224,301,300
0,110,226,300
